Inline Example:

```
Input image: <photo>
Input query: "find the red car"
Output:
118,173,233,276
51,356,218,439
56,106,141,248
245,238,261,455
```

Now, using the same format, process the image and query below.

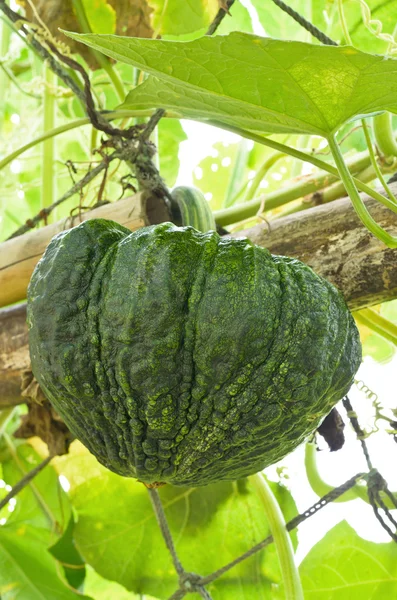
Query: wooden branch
0,191,170,308
0,304,30,408
1,186,396,407
231,193,397,311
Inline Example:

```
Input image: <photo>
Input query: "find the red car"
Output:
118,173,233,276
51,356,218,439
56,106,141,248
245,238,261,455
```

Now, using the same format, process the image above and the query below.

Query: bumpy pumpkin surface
27,220,361,486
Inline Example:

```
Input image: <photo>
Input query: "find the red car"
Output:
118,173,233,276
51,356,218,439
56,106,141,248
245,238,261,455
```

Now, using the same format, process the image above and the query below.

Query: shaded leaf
216,1,253,35
82,0,116,34
1,441,71,539
300,520,397,598
0,524,91,600
84,565,159,599
50,516,86,591
253,0,312,41
147,0,218,36
312,0,397,54
66,31,397,137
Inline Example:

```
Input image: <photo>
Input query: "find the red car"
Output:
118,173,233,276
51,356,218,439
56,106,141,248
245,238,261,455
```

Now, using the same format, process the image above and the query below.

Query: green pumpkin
27,219,361,486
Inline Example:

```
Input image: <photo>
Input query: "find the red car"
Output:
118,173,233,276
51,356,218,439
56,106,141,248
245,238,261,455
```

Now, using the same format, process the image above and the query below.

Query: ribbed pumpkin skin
27,219,361,486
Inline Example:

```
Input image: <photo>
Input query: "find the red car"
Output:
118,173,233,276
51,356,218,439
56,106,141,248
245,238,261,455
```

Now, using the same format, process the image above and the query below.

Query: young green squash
27,219,361,486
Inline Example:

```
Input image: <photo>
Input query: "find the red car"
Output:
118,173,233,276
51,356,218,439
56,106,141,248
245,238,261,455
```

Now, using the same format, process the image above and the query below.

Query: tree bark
0,191,170,308
1,189,396,407
0,304,30,407
231,194,397,311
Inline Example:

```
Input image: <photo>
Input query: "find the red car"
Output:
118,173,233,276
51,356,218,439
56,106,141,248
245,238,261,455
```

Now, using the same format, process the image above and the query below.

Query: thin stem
342,397,373,470
7,151,119,238
337,0,353,44
0,5,10,131
0,407,16,438
147,488,184,578
206,0,235,35
276,164,377,219
214,150,372,226
244,152,285,202
0,451,52,512
42,62,56,219
224,138,251,207
327,133,397,247
200,472,365,586
0,109,155,171
0,62,41,99
250,473,303,600
2,107,397,232
362,119,397,204
373,112,397,160
0,1,86,109
71,0,125,102
207,120,397,216
305,440,397,509
305,441,367,503
354,308,397,346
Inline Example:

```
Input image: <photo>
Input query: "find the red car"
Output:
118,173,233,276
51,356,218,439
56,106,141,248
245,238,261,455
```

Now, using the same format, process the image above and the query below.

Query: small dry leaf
17,0,154,69
317,407,345,452
17,370,73,456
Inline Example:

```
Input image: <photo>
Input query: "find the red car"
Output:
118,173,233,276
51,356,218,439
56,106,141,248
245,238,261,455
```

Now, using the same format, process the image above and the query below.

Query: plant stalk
244,151,285,202
304,441,397,509
224,138,251,207
42,62,56,218
214,150,371,226
327,133,397,247
354,308,397,346
3,433,56,528
71,0,125,102
373,112,397,160
0,6,11,131
207,119,397,216
361,119,396,204
250,473,303,600
0,109,156,171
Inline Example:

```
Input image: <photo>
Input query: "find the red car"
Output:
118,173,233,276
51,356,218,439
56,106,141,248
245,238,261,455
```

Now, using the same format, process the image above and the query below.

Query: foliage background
1,0,397,598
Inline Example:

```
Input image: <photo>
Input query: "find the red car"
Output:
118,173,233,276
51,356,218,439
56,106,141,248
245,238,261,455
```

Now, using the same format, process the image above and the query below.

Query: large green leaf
59,444,297,599
299,521,397,598
64,31,397,137
0,524,91,600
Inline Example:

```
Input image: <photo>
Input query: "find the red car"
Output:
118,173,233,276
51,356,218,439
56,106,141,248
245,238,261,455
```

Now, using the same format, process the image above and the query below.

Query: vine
0,1,396,598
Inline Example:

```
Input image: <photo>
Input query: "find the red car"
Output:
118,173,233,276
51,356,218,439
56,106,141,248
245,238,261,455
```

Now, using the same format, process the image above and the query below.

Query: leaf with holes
64,31,397,137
